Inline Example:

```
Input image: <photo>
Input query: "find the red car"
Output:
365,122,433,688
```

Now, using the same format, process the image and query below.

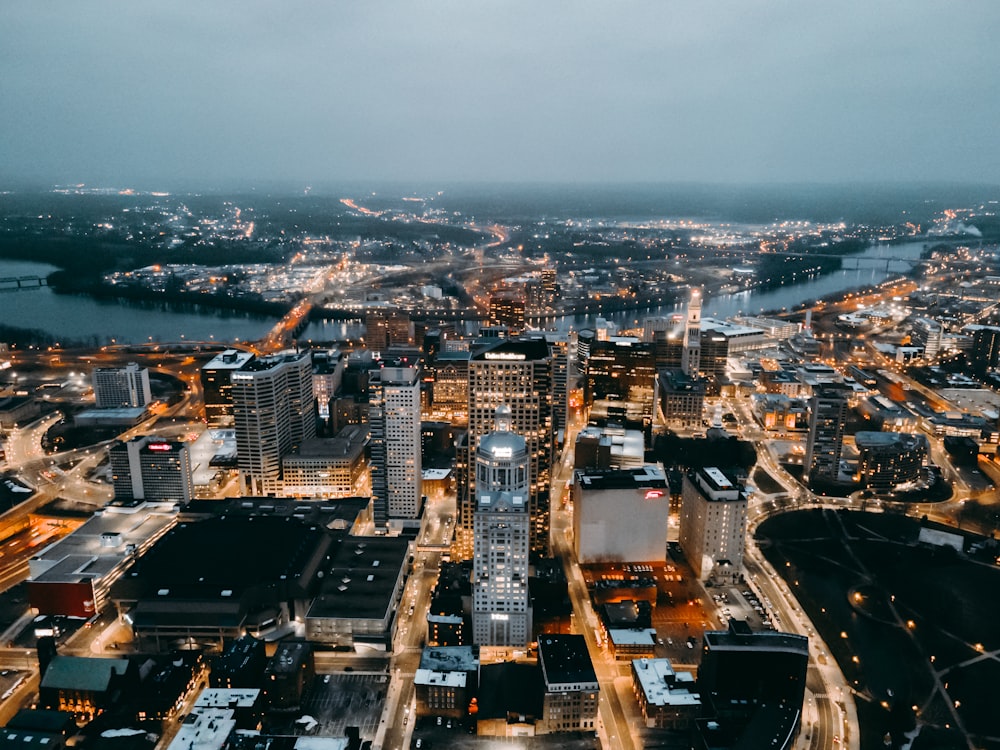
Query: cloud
2,0,999,187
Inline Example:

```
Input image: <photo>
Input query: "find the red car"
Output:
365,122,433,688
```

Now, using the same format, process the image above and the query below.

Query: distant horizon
4,177,1000,195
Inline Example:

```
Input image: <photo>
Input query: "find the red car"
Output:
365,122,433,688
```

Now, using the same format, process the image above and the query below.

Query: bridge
0,276,48,290
760,251,930,268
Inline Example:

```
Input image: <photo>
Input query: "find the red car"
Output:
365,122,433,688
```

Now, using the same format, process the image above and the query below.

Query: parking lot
294,672,388,740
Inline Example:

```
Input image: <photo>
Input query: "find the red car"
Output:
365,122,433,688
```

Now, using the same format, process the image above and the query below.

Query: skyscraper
681,289,702,377
232,350,315,496
462,339,552,556
472,406,532,647
92,362,152,409
369,366,423,526
805,384,851,481
584,338,657,424
109,436,194,503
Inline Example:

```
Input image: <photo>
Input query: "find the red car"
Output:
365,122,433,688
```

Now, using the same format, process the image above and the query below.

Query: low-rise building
631,658,701,729
415,645,479,719
39,656,138,722
28,500,178,619
280,427,369,498
305,535,410,650
537,635,599,733
263,640,314,712
606,628,657,660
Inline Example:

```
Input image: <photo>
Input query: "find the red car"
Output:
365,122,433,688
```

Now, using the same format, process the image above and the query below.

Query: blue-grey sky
2,1,998,188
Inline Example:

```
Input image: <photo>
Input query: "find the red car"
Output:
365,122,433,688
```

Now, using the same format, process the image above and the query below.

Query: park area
757,509,1000,750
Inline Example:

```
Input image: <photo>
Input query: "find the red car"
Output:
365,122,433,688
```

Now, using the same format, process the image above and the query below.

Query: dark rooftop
115,515,330,601
538,635,598,688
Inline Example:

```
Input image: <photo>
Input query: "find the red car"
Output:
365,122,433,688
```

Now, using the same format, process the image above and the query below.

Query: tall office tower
679,467,748,582
369,366,423,526
109,436,194,503
971,325,1000,375
681,288,702,377
544,333,571,435
472,406,532,647
92,362,152,409
462,339,553,556
364,308,412,352
232,351,316,496
488,290,527,333
805,384,851,481
201,349,256,420
584,338,657,424
311,349,345,421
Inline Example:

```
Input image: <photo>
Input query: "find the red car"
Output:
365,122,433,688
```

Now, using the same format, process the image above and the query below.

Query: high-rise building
92,363,152,409
584,338,657,423
311,349,345,420
911,317,943,360
364,308,412,351
540,267,558,305
472,406,532,647
109,436,194,503
681,289,702,377
971,325,1000,375
200,349,256,420
679,467,748,582
572,465,670,564
488,290,526,333
805,384,851,481
544,333,571,436
432,350,471,425
462,339,553,556
232,351,315,496
369,366,423,525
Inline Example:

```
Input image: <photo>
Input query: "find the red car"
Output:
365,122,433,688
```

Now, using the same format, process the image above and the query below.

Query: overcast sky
2,1,998,188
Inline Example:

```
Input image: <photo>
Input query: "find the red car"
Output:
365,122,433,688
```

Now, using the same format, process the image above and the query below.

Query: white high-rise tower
681,288,702,377
232,350,315,496
369,366,423,526
472,405,532,647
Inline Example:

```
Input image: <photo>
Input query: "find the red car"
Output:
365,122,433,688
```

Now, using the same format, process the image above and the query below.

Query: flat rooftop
307,536,410,621
419,645,479,673
607,628,656,647
632,658,700,708
538,634,597,687
115,514,329,601
576,465,667,492
30,503,178,585
414,669,466,688
203,349,255,370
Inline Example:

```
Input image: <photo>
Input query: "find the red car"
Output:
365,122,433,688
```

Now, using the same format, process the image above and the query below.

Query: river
0,241,931,345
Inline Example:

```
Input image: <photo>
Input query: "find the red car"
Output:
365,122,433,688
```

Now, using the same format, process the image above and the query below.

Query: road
374,496,454,750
